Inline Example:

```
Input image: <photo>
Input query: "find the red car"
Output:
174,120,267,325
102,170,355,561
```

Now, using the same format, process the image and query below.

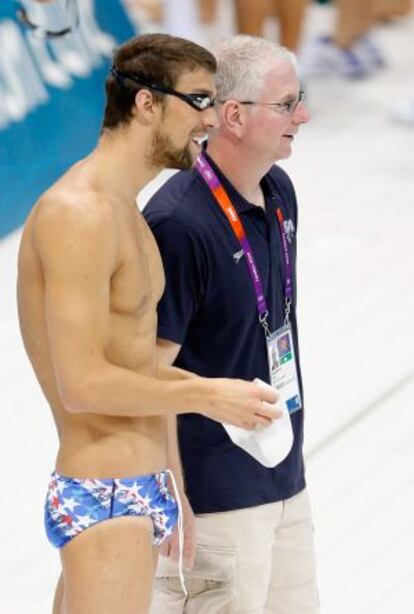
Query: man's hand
202,378,282,430
160,493,196,571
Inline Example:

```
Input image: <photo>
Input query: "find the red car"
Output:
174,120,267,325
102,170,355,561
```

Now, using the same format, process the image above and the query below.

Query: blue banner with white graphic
0,1,136,238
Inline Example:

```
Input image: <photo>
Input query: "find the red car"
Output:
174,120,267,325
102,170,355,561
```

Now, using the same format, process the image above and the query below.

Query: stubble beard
148,127,194,171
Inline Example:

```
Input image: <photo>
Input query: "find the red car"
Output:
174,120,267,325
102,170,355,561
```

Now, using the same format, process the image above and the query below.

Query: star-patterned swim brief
44,470,178,549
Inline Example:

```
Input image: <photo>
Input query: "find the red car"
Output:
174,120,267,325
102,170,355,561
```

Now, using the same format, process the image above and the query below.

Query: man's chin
189,138,204,159
149,130,195,171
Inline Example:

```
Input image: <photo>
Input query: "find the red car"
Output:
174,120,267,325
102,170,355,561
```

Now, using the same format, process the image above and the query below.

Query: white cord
166,469,188,598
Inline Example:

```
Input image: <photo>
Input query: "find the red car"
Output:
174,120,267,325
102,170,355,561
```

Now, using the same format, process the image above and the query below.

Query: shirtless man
17,34,279,614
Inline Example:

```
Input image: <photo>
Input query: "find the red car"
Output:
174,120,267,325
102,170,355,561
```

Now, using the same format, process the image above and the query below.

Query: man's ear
221,100,246,138
134,88,159,124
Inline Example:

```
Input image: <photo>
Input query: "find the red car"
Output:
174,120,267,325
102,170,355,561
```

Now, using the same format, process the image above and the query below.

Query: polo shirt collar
199,152,275,215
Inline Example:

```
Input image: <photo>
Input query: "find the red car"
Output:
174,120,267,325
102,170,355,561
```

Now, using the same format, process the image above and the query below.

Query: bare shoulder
31,186,118,272
34,185,115,238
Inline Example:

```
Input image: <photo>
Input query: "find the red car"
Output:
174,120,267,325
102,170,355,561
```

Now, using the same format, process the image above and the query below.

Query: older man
145,35,318,613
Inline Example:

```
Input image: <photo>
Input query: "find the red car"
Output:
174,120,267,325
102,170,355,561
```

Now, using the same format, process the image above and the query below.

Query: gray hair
212,35,296,101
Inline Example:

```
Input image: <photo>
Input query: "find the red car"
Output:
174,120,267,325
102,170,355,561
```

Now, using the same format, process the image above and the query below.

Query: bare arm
156,339,188,492
156,339,197,384
34,196,279,423
156,338,196,569
34,196,210,417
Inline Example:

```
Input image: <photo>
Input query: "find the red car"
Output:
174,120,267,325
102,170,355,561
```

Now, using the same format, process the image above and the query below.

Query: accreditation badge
267,323,302,414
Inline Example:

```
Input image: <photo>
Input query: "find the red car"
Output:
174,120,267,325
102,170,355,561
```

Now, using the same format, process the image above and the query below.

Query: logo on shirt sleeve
283,219,295,243
232,249,244,264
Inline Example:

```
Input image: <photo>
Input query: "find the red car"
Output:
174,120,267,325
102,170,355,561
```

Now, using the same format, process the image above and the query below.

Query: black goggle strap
111,66,214,111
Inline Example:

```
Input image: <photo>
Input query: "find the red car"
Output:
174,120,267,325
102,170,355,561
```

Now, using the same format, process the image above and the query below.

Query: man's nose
202,104,220,130
293,100,311,124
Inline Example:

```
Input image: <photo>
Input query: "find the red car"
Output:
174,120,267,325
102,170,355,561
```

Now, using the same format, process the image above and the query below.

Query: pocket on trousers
155,543,236,596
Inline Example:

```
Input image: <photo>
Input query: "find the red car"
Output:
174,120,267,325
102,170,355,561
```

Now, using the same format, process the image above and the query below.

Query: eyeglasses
111,66,216,112
220,90,305,116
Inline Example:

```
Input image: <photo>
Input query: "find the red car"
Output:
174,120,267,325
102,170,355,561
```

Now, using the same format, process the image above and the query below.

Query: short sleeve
269,165,298,229
149,217,206,345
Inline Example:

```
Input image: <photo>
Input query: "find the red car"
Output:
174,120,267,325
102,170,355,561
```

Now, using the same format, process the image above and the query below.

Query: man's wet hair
102,33,217,130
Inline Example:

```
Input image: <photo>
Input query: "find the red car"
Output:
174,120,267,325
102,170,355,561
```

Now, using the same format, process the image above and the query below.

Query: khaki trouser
150,489,319,614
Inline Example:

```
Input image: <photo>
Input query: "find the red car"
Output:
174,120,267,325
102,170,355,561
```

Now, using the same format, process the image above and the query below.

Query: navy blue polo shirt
144,153,305,514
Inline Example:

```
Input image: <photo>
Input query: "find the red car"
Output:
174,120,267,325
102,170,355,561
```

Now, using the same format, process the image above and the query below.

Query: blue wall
0,1,136,238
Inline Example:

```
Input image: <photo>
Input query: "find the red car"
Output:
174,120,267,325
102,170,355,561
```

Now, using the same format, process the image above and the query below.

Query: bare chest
110,209,165,320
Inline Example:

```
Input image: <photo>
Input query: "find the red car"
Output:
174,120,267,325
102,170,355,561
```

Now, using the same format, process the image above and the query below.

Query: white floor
1,4,414,613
